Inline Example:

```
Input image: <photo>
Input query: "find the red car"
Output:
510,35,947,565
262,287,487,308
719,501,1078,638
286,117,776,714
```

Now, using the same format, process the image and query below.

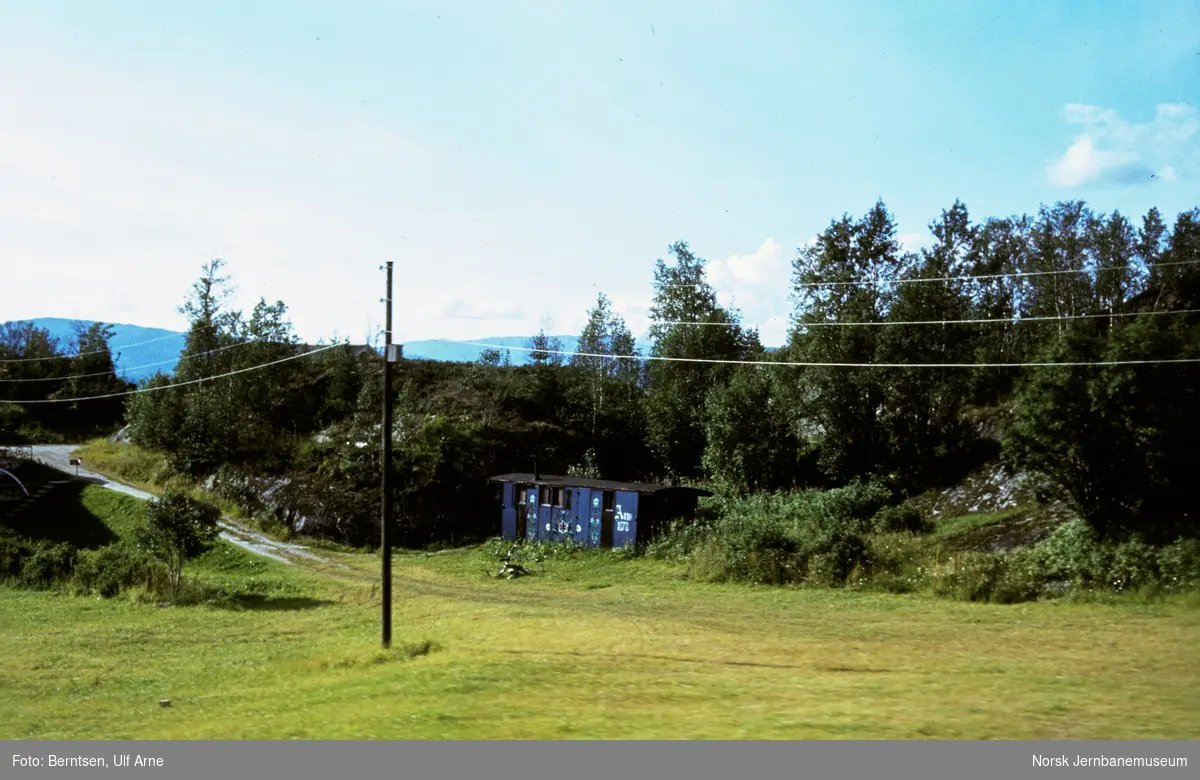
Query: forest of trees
0,320,133,440
3,198,1198,550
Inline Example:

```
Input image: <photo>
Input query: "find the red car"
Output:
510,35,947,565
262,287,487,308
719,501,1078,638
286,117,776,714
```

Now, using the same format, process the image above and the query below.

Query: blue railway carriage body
491,473,711,549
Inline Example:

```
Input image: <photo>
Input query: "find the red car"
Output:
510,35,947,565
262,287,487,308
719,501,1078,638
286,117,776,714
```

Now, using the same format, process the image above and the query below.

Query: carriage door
600,491,615,548
550,487,569,543
514,484,528,540
538,486,553,541
525,487,539,541
587,491,602,548
612,491,638,548
501,483,517,540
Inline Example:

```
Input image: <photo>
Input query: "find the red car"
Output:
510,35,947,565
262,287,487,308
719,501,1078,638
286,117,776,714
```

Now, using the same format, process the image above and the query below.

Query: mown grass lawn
3,459,1199,740
3,520,1199,739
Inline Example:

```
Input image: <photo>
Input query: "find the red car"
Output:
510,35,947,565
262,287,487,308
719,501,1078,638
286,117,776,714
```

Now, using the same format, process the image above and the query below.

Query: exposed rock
203,466,366,542
908,461,1078,553
910,464,1058,519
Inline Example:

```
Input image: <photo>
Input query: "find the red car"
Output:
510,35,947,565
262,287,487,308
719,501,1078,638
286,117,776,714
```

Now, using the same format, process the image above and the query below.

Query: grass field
3,478,1199,740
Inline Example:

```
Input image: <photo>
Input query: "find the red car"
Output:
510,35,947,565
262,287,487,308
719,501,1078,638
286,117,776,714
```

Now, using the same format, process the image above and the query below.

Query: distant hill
23,318,188,383
402,335,655,365
16,319,776,377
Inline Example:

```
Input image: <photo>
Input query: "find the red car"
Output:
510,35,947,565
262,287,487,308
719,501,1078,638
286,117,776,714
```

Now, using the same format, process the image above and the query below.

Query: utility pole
381,261,394,649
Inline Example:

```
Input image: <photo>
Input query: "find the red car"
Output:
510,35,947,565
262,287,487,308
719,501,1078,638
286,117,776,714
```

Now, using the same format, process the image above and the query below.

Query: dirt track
32,444,337,567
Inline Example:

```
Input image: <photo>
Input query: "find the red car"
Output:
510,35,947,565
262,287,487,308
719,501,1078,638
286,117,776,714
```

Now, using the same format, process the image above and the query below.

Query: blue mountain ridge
22,318,190,383
18,319,776,382
402,335,657,364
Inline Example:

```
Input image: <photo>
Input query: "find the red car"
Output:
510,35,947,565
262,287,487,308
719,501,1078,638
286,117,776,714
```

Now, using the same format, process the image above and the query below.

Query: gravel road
31,444,335,567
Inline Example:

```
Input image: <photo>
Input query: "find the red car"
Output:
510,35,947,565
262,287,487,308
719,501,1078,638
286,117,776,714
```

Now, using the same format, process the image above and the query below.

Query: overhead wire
652,307,1200,329
0,320,223,364
5,257,1198,393
660,258,1200,289
0,338,270,384
442,339,1200,369
0,343,344,404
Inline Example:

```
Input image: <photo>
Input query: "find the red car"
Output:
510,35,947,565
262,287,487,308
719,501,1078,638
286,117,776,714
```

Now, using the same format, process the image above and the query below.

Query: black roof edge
488,473,712,497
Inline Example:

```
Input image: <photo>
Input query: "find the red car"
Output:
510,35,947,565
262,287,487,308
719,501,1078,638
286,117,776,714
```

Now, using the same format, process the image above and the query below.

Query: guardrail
0,444,34,461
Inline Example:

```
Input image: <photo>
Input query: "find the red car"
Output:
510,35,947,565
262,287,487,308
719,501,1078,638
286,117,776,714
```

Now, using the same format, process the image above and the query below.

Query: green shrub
871,504,931,534
644,516,711,560
1156,538,1200,591
650,484,1200,600
1027,519,1108,584
812,480,893,529
19,541,79,588
132,569,223,606
135,490,221,591
1021,521,1199,595
935,552,1004,602
688,536,799,585
1107,539,1160,592
73,544,150,598
0,531,30,580
990,549,1048,604
860,532,928,592
803,532,868,587
671,481,894,587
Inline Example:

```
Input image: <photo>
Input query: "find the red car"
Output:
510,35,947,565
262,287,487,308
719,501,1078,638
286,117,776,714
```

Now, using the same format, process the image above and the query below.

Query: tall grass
647,481,892,586
75,439,176,489
647,484,1200,603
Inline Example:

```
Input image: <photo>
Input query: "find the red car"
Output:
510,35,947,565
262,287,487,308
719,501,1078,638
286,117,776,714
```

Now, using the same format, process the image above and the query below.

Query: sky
1,1,1198,349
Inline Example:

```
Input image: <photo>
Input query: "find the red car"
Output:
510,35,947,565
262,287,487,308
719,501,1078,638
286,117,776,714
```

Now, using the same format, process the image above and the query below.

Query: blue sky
1,1,1197,348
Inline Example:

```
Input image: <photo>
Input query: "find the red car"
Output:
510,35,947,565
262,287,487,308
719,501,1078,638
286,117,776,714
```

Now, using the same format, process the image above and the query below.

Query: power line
791,259,1195,289
653,307,1200,330
0,331,185,364
444,339,1200,369
0,343,343,404
0,338,270,384
660,258,1200,290
0,320,224,364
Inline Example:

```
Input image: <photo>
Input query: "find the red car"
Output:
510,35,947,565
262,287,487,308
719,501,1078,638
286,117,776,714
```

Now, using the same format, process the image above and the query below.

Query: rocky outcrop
909,463,1069,520
908,461,1077,553
203,467,373,543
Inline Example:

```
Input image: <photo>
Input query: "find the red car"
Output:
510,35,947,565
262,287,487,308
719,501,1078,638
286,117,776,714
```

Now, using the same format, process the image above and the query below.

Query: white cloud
706,237,792,347
708,237,789,287
1045,102,1198,188
1046,136,1144,187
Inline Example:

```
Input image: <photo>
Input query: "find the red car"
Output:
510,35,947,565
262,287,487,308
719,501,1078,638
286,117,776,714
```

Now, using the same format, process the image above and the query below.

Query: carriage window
563,490,572,510
553,488,565,507
539,486,552,505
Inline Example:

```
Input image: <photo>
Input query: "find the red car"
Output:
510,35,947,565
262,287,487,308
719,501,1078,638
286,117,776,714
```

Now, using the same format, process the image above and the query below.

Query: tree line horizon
2,196,1197,547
